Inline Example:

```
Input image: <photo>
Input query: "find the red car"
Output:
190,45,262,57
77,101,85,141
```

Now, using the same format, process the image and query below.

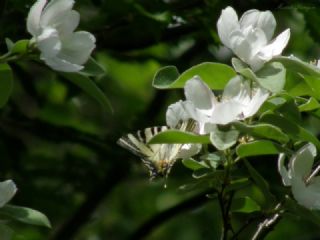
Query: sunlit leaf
0,205,51,228
148,130,210,144
182,158,209,171
236,140,286,157
209,125,239,150
153,62,236,90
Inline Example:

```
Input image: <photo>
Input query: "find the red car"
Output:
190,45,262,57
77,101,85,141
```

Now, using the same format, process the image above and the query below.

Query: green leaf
298,97,320,112
200,153,223,169
81,57,106,76
0,205,51,228
10,40,30,55
0,63,13,107
274,56,320,77
236,140,286,157
148,130,210,144
231,196,261,213
182,158,209,171
153,62,236,90
233,122,289,144
61,73,113,113
209,125,239,150
235,61,286,93
5,38,14,52
302,75,320,100
243,159,276,209
260,113,320,149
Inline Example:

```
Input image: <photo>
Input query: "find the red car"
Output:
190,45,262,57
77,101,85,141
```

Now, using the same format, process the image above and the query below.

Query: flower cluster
27,0,96,72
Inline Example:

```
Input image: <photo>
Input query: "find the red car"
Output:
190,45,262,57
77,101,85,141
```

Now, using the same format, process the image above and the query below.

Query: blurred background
1,0,320,239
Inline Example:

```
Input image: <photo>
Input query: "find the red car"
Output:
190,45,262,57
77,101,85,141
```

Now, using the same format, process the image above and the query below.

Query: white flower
167,76,269,134
166,102,202,157
278,143,320,210
0,180,17,207
217,6,290,71
27,0,96,72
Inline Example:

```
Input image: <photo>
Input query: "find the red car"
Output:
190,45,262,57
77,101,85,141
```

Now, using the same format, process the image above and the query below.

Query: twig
251,203,283,240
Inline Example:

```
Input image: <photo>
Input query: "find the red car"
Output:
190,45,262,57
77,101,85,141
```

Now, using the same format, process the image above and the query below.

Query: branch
251,203,283,240
129,191,212,240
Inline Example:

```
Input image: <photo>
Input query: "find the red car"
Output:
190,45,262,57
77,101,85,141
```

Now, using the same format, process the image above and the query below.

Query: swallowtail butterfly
117,120,198,179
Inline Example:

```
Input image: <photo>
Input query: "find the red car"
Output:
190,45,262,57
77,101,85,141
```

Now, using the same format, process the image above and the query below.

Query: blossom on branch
166,76,269,134
278,143,320,210
27,0,96,72
217,6,290,71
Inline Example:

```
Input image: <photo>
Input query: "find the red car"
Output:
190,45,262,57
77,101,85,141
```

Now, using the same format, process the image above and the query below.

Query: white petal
210,101,245,125
58,31,96,65
56,10,80,36
244,27,268,56
242,87,269,118
27,0,47,36
277,153,291,186
0,180,17,208
184,76,217,110
222,76,246,101
257,29,291,61
240,9,276,41
177,144,202,159
291,143,316,178
166,100,191,128
217,7,240,49
229,31,253,64
41,0,75,27
37,27,61,57
42,56,83,72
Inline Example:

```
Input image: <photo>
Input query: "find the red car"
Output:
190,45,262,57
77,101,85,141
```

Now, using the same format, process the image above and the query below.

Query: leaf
231,196,261,213
0,205,51,228
5,38,14,51
200,153,223,169
233,122,289,143
243,159,276,209
10,40,30,55
274,55,320,78
182,158,209,171
153,62,236,90
0,63,13,107
302,75,320,100
81,57,106,76
209,125,239,150
260,113,320,149
61,73,113,113
148,130,210,144
298,97,320,112
152,66,180,89
236,140,286,157
235,61,286,93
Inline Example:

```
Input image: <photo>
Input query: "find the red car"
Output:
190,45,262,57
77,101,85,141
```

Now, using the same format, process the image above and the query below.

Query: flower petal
58,31,96,65
240,10,276,41
217,7,240,48
291,143,316,179
177,144,202,159
229,30,253,65
37,27,61,57
42,56,83,72
27,0,47,36
222,76,246,101
0,180,17,208
277,153,291,186
243,26,268,56
166,100,191,128
184,76,217,110
56,10,80,36
41,0,75,27
257,29,290,61
242,87,269,118
210,101,245,125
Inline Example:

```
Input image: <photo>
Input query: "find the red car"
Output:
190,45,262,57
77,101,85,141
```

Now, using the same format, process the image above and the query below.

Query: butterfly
117,120,200,179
